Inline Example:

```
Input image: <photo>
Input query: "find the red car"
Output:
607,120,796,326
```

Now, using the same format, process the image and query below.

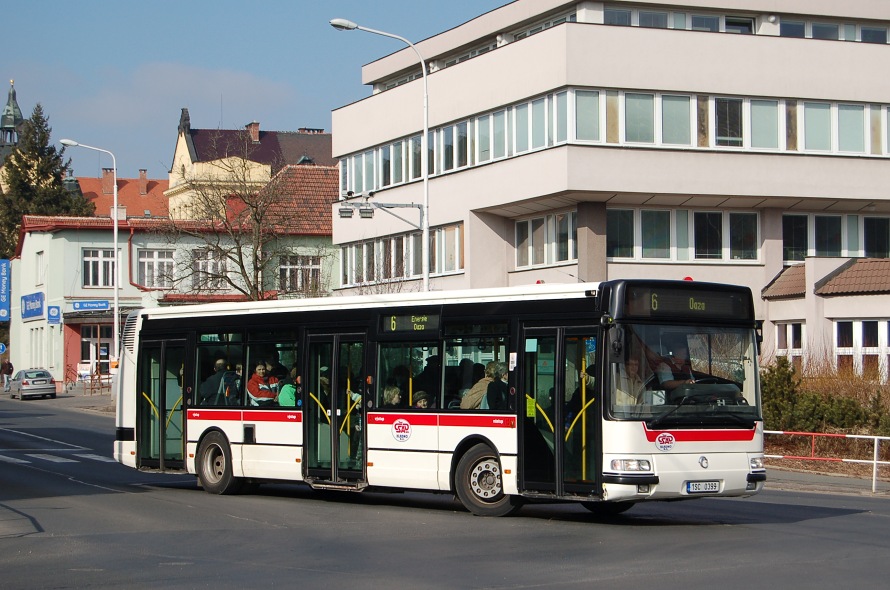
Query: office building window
864,217,890,258
812,23,839,40
604,9,631,26
838,104,865,153
691,15,719,32
625,93,654,143
780,20,806,38
641,210,671,258
576,90,600,141
815,216,842,256
715,98,743,147
607,209,634,258
804,102,832,151
662,95,691,145
639,11,668,29
782,215,808,262
694,212,723,259
861,26,888,44
516,212,577,268
751,100,779,149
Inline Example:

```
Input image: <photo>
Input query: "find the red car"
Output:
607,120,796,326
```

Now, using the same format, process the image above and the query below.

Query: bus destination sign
625,286,750,321
382,313,440,334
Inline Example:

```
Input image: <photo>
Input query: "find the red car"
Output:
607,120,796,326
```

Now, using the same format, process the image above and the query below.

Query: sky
5,0,506,179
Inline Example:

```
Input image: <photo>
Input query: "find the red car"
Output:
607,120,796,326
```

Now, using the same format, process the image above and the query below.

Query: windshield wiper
648,395,691,429
707,411,756,428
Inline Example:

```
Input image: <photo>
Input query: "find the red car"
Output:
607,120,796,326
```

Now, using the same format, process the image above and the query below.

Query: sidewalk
52,381,116,414
766,466,890,497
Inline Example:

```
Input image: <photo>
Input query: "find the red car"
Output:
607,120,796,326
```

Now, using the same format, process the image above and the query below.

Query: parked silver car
9,369,57,400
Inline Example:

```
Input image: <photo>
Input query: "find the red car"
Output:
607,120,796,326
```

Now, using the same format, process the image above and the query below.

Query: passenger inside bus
460,361,498,409
382,385,402,408
246,361,279,406
413,390,432,409
485,362,509,410
615,356,646,405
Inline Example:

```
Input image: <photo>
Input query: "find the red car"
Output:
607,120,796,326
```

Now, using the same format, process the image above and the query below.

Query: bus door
137,339,186,471
305,333,367,483
520,327,600,497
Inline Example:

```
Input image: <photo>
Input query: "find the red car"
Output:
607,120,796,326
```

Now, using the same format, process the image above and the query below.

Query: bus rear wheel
455,444,521,517
197,431,243,495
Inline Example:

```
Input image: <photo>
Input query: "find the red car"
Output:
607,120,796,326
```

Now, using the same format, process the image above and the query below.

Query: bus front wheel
455,444,521,517
196,431,243,495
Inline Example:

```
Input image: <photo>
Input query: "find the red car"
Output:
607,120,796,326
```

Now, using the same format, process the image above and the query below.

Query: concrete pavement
16,385,890,498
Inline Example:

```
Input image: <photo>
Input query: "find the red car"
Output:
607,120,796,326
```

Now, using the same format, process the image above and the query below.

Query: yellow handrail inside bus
141,391,160,419
525,394,555,433
340,396,360,435
166,396,183,430
309,392,331,425
565,397,596,443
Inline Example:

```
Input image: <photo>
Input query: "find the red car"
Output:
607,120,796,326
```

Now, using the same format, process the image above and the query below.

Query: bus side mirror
755,320,763,355
609,325,624,356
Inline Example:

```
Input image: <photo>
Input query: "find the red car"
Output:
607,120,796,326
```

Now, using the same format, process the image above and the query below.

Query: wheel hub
470,459,501,499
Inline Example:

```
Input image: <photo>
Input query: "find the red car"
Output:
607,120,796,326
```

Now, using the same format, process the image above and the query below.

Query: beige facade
331,1,890,376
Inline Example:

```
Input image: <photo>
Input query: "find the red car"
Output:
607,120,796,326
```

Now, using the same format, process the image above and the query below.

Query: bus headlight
611,459,652,472
750,457,764,470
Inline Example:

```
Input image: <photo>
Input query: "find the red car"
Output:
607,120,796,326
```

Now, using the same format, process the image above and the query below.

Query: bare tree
159,130,336,301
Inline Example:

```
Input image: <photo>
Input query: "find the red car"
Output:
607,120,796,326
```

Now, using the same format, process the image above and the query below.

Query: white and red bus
114,279,765,516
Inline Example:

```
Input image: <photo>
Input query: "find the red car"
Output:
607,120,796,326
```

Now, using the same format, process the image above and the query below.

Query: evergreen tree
0,104,94,257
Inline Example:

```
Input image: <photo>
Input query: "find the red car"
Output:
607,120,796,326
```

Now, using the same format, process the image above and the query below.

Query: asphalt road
1,392,889,589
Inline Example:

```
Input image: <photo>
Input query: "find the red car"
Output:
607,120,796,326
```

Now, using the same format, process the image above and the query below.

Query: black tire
196,431,243,495
581,501,635,517
454,444,522,517
50,393,56,399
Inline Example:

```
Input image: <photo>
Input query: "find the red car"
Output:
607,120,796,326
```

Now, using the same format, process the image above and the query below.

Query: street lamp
59,139,120,370
330,18,431,292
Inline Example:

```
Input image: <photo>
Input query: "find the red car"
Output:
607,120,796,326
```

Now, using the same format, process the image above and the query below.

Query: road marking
74,453,117,463
0,454,29,464
25,454,78,463
0,427,87,449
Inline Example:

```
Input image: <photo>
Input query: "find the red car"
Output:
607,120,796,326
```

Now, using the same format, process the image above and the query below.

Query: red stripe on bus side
187,409,302,423
642,425,756,442
187,410,242,421
243,411,302,423
368,413,438,426
438,415,517,429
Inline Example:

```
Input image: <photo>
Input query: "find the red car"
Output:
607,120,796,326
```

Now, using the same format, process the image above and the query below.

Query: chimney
102,168,115,195
246,121,260,143
139,169,148,195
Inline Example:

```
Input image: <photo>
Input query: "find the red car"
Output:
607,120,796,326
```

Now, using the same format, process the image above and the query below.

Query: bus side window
377,342,439,409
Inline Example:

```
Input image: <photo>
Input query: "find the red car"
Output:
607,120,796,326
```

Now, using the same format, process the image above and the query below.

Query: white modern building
331,0,890,376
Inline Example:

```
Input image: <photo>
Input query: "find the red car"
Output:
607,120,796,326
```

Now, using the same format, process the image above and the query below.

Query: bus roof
137,282,604,320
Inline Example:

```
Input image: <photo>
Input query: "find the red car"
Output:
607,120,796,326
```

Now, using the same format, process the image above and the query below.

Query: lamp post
330,18,431,292
60,139,120,370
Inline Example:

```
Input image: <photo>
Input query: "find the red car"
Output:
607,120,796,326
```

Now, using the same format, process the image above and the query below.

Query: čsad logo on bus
392,418,412,442
655,432,675,452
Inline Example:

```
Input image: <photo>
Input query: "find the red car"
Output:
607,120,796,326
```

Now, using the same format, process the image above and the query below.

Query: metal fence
764,430,890,493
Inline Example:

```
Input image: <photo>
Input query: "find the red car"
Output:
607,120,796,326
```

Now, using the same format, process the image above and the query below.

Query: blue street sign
0,343,6,355
21,292,45,321
48,306,61,325
73,300,110,311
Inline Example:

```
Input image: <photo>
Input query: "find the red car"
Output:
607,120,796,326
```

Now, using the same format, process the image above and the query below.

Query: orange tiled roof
76,175,169,218
816,258,890,296
762,264,806,300
258,164,339,235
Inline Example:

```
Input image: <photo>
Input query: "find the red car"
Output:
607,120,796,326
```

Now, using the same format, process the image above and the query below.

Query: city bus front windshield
607,323,760,427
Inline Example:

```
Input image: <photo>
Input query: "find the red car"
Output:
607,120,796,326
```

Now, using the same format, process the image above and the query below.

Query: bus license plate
687,481,719,493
